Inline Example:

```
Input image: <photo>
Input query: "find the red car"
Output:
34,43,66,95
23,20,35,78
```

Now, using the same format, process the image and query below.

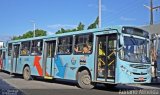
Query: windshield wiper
130,35,138,45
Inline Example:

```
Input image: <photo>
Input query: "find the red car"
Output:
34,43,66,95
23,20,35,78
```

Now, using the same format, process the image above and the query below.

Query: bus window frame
8,43,12,56
30,40,43,56
57,35,73,55
20,41,31,56
73,33,93,55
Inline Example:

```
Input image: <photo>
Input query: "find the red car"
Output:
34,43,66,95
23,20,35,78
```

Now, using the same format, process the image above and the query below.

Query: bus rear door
2,50,6,70
43,39,57,79
11,44,20,74
96,34,117,82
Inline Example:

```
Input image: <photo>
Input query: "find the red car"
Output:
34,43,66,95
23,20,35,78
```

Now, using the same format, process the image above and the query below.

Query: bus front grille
132,72,147,75
130,64,150,69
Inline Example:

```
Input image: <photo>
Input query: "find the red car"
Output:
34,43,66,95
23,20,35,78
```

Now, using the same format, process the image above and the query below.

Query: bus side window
20,41,30,56
8,43,12,56
3,52,5,59
58,36,72,54
0,50,2,58
74,34,93,54
31,40,43,56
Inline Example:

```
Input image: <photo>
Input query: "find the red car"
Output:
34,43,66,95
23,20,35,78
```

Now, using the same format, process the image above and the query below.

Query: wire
104,0,148,25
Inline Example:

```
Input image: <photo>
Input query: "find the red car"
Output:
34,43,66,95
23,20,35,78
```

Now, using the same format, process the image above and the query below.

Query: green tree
55,22,85,34
77,22,85,31
55,16,98,34
12,29,47,40
87,16,99,29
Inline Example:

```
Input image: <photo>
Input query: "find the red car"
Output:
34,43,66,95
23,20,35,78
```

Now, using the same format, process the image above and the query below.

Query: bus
151,34,160,79
3,26,151,89
0,43,6,71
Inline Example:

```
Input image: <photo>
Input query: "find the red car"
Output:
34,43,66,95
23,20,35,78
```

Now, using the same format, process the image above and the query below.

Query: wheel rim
81,75,91,85
24,68,30,79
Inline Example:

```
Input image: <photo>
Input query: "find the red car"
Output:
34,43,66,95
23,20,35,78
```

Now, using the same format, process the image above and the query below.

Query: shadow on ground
9,73,143,92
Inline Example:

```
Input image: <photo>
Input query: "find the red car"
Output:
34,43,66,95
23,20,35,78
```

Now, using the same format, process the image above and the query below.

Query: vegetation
56,16,99,34
55,22,85,34
12,16,99,40
12,29,47,40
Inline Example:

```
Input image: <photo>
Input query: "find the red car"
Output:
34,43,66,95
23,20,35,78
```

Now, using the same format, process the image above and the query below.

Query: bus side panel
15,56,30,74
31,56,44,76
5,56,12,72
54,54,95,81
14,56,43,76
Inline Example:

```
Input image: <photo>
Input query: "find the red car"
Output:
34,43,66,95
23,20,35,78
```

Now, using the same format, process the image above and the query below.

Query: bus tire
78,70,94,89
23,66,32,80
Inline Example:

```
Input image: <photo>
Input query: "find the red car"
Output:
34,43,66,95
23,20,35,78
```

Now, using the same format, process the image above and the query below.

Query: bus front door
43,40,56,78
11,44,20,73
96,34,117,82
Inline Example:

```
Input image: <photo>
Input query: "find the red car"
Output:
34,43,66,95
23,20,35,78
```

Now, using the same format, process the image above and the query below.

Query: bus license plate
138,77,144,81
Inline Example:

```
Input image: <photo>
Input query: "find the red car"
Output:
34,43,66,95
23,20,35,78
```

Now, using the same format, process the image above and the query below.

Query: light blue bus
0,43,6,71
3,26,151,89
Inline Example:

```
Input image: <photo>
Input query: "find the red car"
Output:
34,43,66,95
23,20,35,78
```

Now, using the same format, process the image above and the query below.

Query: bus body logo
34,56,49,76
71,57,76,65
80,56,86,65
54,56,67,78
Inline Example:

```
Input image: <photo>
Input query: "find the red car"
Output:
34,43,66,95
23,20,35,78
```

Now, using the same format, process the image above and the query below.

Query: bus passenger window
8,43,12,56
74,34,93,54
20,41,30,56
58,36,72,54
31,40,43,55
0,50,2,58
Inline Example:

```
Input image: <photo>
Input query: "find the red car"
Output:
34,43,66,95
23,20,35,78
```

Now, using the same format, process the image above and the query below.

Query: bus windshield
119,36,150,63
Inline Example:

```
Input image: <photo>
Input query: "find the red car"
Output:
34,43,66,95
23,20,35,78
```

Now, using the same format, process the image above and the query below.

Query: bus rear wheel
23,66,31,80
78,70,94,89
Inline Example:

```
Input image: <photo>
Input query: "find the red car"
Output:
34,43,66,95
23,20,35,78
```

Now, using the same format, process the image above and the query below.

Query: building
0,41,3,48
140,23,160,34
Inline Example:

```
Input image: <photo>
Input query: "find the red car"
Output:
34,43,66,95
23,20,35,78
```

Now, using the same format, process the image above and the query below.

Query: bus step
44,76,53,79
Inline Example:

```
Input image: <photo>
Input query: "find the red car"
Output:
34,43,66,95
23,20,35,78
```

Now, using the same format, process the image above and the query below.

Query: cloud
47,24,77,30
120,16,136,21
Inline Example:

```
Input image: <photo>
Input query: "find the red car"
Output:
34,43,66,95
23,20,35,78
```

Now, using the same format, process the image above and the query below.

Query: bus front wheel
78,70,94,89
23,66,32,80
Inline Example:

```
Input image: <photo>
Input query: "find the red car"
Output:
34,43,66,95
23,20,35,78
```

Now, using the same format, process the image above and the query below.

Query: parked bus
0,43,6,71
151,34,160,79
3,26,151,89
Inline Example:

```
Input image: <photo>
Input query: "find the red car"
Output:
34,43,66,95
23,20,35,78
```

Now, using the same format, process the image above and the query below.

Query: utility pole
33,22,36,37
31,20,36,37
144,0,160,25
98,0,102,28
150,0,153,25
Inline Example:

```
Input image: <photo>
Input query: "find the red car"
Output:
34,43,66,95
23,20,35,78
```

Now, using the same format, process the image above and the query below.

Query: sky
0,0,160,41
